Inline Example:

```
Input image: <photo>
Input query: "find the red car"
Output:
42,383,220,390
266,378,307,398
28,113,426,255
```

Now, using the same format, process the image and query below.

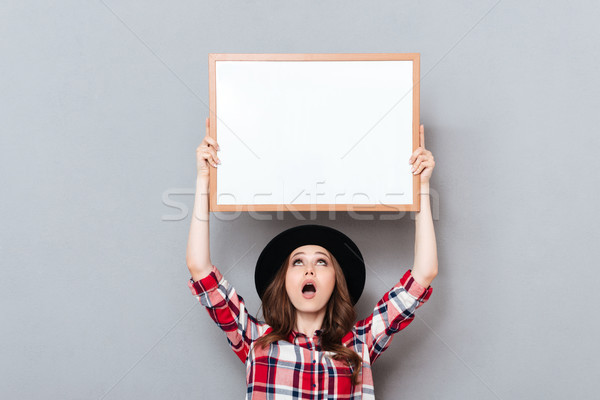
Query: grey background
1,1,599,399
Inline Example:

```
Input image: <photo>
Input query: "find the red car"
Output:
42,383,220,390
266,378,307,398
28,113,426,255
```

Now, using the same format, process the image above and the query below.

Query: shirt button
312,384,316,388
312,360,316,364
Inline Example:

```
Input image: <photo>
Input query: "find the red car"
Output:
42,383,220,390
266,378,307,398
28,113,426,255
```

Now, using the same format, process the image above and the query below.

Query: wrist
197,175,209,187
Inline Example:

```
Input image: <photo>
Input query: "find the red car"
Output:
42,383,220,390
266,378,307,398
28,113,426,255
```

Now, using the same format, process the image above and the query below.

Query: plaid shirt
188,265,433,399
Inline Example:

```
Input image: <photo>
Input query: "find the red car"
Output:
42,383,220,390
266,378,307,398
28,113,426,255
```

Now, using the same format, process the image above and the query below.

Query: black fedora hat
255,224,366,305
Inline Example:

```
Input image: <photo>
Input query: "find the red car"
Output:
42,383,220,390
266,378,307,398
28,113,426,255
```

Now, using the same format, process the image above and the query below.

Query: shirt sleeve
187,265,270,364
352,268,433,364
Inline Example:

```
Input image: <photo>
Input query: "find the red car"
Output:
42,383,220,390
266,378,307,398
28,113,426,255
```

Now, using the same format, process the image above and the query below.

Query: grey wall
1,1,599,399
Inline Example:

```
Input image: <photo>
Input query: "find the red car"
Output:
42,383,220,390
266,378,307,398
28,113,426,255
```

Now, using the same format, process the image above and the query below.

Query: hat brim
255,224,366,305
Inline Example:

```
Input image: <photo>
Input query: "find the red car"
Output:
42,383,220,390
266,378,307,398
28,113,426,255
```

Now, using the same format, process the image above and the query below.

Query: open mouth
302,282,316,299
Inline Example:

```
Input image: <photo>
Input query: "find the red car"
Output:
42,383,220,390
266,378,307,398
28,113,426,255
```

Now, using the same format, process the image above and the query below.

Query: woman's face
285,245,336,315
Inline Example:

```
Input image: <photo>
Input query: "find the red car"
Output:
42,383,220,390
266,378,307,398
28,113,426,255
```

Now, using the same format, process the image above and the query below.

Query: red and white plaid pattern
188,265,433,399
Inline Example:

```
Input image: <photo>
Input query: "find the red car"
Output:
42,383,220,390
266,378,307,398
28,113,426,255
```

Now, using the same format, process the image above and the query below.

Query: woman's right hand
196,117,221,179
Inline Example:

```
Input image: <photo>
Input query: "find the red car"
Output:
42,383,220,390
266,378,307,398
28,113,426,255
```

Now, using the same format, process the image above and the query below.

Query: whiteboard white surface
213,59,416,208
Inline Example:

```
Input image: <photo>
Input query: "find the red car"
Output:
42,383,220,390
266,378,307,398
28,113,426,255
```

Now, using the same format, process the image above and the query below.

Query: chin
291,299,327,313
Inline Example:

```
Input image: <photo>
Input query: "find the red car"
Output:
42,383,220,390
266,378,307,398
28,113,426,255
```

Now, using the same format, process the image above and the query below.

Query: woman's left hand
408,124,435,184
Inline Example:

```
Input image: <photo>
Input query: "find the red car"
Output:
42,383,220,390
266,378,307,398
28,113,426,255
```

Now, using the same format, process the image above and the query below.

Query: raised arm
186,117,221,282
349,124,438,364
408,124,438,288
185,119,269,362
188,265,270,363
352,268,433,364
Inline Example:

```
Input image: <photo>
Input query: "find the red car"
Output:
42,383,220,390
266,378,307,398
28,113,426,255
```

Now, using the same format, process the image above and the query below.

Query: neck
294,308,326,337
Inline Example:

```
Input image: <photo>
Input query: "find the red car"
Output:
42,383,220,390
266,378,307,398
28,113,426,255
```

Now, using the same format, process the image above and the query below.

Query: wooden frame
207,53,421,213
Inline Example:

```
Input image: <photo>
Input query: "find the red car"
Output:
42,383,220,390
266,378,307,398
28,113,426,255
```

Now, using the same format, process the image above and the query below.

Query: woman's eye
292,259,327,265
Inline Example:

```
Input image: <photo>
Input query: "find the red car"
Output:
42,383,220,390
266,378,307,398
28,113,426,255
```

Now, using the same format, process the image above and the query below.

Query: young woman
186,117,438,399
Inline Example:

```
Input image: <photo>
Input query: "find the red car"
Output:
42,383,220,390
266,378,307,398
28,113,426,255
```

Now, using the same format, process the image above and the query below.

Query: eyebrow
291,251,330,259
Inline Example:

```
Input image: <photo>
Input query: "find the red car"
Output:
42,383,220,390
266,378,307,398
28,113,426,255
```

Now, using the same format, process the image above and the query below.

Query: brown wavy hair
255,249,363,386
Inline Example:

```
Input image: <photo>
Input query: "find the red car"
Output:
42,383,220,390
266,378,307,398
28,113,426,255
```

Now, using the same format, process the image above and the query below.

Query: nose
304,266,315,276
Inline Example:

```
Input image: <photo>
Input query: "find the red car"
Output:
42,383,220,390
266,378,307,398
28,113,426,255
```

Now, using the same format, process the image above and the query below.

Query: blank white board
207,53,421,213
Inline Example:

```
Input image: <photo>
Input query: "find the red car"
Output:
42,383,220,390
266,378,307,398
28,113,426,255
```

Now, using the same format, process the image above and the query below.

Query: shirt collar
289,329,323,340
